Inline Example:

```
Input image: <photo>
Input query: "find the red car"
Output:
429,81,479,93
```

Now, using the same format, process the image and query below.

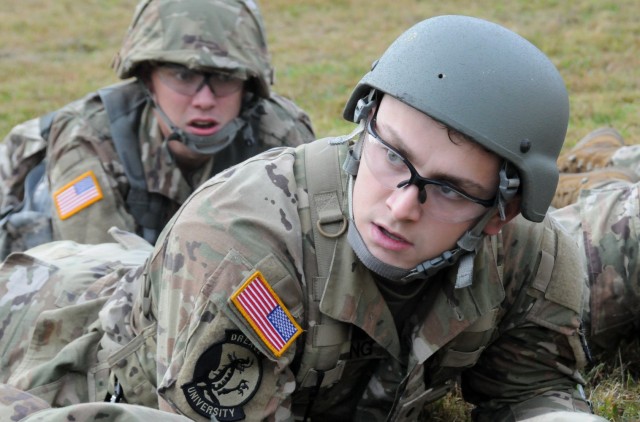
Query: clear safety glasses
155,64,244,97
362,115,497,223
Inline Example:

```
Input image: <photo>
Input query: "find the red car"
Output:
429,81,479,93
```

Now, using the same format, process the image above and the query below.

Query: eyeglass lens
363,118,493,223
156,65,243,97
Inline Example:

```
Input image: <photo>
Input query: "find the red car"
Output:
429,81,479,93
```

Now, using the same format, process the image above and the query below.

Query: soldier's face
149,67,244,168
352,96,503,269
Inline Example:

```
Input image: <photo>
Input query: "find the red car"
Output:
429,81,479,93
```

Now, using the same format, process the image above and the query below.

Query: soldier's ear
482,196,521,235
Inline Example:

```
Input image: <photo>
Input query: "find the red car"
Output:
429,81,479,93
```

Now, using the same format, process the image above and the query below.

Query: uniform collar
319,234,505,364
411,235,505,363
319,244,402,360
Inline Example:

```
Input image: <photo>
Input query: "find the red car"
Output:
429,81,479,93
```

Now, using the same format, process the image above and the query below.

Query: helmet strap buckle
497,162,520,220
353,89,377,123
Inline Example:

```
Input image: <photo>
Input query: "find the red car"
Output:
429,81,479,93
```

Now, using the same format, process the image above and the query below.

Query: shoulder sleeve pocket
526,224,587,336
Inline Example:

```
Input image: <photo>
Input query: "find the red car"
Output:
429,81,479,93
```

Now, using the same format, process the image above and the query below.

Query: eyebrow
377,120,496,199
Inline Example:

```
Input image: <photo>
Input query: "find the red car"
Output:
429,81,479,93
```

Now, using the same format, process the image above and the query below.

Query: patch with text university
231,270,302,357
182,330,262,421
53,170,103,220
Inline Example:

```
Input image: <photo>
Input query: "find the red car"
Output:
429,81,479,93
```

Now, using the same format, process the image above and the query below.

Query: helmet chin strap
400,162,519,284
140,81,250,155
399,211,495,284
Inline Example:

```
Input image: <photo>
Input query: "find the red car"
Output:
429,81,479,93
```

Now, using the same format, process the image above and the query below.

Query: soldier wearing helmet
0,14,607,422
550,128,640,357
0,0,314,254
139,14,599,421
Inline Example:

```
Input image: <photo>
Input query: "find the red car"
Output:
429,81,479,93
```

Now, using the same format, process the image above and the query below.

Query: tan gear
557,127,625,173
551,167,638,209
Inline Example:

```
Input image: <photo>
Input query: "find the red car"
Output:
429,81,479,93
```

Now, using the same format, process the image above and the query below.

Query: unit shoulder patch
231,270,302,357
181,330,262,421
53,170,103,220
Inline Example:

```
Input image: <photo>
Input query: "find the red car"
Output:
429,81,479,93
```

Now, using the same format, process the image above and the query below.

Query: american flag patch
231,271,302,357
53,170,104,220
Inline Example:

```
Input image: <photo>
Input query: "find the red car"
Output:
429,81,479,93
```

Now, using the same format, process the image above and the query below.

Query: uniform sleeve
461,216,593,420
147,149,306,421
0,118,49,212
0,385,191,422
0,119,50,257
46,100,136,244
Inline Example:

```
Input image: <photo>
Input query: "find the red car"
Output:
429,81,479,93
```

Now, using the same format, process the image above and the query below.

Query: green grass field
1,0,638,143
1,0,639,420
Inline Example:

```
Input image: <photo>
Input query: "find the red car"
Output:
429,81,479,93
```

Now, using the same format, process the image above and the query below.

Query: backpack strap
0,83,165,258
39,111,58,141
98,82,169,244
294,139,351,391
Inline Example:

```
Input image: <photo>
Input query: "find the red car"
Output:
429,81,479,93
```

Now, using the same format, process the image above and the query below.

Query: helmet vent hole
520,139,531,153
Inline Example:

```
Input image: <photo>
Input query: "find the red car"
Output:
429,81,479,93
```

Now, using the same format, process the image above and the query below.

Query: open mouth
190,120,217,129
188,119,219,135
378,225,408,243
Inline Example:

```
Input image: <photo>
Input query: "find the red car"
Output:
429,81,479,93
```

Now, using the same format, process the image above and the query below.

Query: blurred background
1,0,638,144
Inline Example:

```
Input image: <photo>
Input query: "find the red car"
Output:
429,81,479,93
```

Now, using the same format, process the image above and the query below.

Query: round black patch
181,330,263,421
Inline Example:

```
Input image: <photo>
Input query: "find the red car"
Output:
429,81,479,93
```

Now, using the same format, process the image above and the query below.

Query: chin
371,250,415,271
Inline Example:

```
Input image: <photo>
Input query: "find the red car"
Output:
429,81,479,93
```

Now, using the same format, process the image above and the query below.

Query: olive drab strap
0,82,166,259
98,82,169,244
294,139,351,393
38,111,57,141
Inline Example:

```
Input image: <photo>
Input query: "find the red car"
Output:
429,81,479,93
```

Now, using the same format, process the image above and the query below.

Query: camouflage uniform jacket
0,139,604,422
141,135,591,421
1,78,314,247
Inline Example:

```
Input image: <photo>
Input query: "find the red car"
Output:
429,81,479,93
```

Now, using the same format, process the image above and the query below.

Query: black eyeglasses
362,114,496,223
155,64,244,97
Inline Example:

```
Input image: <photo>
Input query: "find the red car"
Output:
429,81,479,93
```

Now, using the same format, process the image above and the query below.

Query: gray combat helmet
343,15,569,222
113,0,273,98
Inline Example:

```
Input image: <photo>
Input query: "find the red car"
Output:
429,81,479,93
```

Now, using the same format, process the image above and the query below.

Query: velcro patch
181,330,262,421
231,271,302,357
53,170,103,220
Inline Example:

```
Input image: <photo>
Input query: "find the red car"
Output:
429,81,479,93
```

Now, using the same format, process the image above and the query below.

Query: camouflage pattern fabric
611,143,640,177
113,0,275,97
0,389,603,422
551,180,640,352
42,79,313,245
0,139,600,421
551,141,640,352
0,384,192,422
0,119,51,258
0,228,152,387
518,410,608,422
143,137,592,420
0,385,49,422
0,119,46,216
0,228,157,421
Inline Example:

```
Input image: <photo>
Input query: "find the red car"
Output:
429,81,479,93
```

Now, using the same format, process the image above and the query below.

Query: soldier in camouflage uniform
550,127,640,354
0,0,314,257
0,14,607,422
